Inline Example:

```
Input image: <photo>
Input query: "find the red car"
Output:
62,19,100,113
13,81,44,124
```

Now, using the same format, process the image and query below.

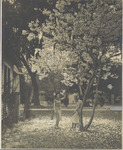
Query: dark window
8,68,10,89
4,65,10,93
4,65,7,91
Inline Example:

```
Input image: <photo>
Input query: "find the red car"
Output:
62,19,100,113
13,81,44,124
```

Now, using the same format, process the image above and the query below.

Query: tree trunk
31,73,40,106
80,70,97,131
20,54,40,106
81,68,101,131
50,72,56,120
84,101,96,130
24,85,33,119
79,84,83,99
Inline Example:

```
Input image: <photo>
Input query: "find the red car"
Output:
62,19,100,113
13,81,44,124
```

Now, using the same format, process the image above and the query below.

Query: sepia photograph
1,0,122,149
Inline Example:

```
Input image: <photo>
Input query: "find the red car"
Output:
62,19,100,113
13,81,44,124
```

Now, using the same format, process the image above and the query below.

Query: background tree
2,0,57,106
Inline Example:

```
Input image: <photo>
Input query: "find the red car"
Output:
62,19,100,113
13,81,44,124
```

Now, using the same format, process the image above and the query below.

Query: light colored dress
71,100,82,124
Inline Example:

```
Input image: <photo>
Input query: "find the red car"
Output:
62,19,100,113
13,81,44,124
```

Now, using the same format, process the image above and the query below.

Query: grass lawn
2,110,122,149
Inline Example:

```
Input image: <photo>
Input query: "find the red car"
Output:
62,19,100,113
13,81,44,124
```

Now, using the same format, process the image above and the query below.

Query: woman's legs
72,123,77,128
55,112,60,128
56,118,59,127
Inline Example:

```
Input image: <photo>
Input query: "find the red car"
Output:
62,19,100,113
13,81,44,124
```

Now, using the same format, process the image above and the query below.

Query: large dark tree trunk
31,73,40,106
20,54,40,106
23,84,33,119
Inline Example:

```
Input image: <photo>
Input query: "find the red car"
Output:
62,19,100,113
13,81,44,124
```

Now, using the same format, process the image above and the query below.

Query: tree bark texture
80,68,101,131
20,54,40,106
24,85,33,119
80,70,97,131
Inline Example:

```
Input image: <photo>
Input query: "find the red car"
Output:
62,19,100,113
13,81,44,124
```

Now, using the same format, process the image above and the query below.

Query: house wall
2,58,21,126
2,59,13,94
13,72,20,93
2,58,20,94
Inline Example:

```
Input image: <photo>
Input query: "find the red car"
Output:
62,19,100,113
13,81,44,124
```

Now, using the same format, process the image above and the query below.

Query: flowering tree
68,0,121,130
29,47,76,92
22,0,121,130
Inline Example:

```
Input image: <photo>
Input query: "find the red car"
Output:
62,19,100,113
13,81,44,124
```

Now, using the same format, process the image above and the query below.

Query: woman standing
54,93,64,129
71,95,82,128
